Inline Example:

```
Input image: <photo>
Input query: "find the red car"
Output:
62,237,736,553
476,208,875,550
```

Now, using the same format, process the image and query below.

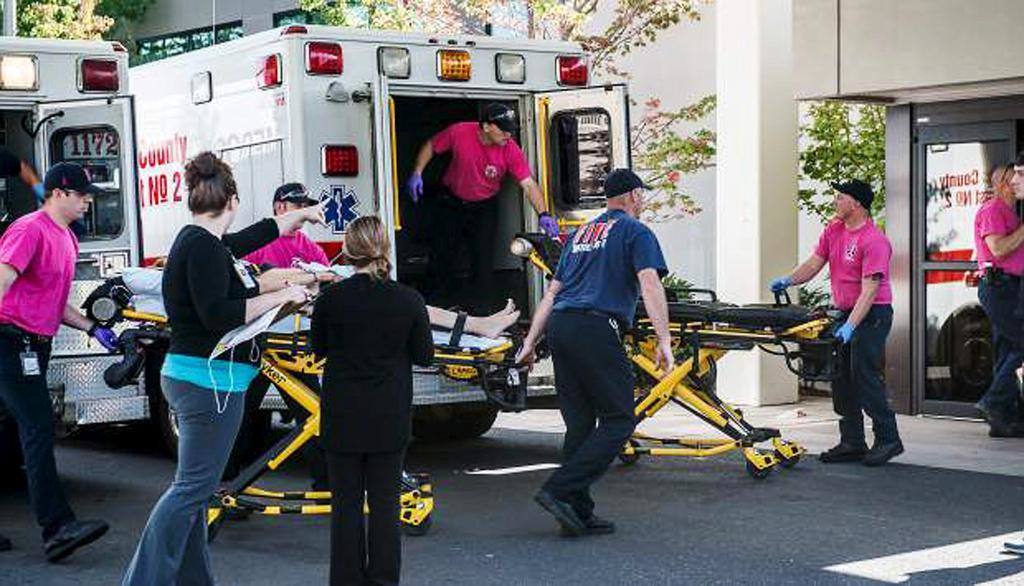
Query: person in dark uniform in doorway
516,168,673,537
770,179,904,466
971,162,1024,437
406,103,559,313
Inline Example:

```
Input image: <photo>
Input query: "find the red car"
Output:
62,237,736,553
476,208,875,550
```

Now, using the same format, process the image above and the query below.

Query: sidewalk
496,396,1024,478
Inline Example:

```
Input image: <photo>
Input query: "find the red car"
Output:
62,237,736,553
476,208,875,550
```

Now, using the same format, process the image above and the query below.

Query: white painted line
824,531,1024,584
464,463,560,476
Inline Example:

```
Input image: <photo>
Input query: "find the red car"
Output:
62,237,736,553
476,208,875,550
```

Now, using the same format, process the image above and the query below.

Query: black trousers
0,334,75,541
327,449,405,586
832,305,900,446
542,311,636,520
224,373,327,487
428,189,500,314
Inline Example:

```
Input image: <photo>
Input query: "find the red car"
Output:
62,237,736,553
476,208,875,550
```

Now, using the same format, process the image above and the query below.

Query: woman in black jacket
311,215,433,586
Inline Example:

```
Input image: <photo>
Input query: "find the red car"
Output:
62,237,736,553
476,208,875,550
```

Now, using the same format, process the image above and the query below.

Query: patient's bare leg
427,299,520,339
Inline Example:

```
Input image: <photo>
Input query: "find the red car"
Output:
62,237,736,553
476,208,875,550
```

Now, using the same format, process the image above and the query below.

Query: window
133,21,244,66
549,109,613,210
50,126,124,242
923,270,992,404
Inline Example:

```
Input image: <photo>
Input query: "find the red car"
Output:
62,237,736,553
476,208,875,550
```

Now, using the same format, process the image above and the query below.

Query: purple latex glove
90,325,119,352
539,213,559,239
406,173,423,204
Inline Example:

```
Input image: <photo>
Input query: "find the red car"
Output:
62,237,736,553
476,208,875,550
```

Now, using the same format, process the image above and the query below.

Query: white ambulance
0,37,137,470
126,24,629,445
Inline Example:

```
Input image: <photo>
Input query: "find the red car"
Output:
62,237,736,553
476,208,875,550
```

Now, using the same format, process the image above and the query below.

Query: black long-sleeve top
162,219,279,363
311,273,434,453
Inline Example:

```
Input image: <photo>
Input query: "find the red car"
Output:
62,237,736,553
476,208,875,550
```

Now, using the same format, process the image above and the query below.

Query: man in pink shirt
973,163,1024,437
0,163,118,561
770,179,903,466
406,103,556,313
244,182,330,268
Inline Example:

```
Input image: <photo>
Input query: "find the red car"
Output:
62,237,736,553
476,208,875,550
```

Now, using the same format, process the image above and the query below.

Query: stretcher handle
773,288,792,307
681,288,718,302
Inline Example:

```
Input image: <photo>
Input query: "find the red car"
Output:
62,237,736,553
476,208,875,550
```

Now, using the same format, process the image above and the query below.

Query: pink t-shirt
244,231,329,269
974,197,1024,276
0,211,78,336
814,219,893,311
432,121,532,202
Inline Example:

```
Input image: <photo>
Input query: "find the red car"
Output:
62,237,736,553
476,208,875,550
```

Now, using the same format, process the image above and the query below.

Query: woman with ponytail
123,152,323,585
311,215,433,586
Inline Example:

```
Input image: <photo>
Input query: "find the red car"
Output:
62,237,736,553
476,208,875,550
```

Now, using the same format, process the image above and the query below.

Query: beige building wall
795,0,1024,101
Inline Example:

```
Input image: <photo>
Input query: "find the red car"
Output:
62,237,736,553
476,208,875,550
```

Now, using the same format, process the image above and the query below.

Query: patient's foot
470,300,520,339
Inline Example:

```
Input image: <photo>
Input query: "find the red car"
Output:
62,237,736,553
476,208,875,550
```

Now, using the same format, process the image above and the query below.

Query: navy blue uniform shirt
553,209,668,325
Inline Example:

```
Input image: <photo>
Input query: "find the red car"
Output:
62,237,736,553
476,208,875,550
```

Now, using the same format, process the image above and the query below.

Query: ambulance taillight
258,54,282,89
306,42,343,75
322,145,359,177
437,50,471,81
280,25,308,36
378,47,410,79
0,55,37,91
79,58,118,92
556,55,588,87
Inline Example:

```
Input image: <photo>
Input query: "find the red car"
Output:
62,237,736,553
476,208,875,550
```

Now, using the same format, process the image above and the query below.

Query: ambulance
127,24,631,447
0,37,137,471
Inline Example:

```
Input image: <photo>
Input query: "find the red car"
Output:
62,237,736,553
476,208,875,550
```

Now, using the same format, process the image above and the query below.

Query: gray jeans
122,376,245,586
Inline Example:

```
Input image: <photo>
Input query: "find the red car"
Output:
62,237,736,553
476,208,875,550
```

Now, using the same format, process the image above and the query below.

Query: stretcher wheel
776,451,800,469
745,460,773,480
402,514,433,537
617,440,641,465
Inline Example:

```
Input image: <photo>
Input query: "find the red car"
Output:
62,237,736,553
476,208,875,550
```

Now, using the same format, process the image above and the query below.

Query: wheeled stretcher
512,233,840,478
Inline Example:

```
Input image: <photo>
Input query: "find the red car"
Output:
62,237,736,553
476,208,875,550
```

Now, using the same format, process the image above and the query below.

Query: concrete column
714,0,799,405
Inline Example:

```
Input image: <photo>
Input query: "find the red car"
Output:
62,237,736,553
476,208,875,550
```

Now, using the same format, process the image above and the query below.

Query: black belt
982,267,1021,286
556,307,628,331
0,323,50,345
437,189,495,209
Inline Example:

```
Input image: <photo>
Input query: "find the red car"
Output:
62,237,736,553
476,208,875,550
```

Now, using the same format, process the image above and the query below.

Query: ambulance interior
391,96,529,313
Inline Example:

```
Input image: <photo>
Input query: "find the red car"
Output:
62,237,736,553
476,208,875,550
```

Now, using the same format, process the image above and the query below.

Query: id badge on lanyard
233,258,258,291
20,342,40,376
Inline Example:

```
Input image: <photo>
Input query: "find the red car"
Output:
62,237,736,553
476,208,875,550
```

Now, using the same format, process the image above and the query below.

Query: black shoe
977,404,1024,437
0,533,10,552
534,490,585,537
562,514,616,537
1004,541,1024,555
43,520,108,563
863,440,904,467
818,443,867,463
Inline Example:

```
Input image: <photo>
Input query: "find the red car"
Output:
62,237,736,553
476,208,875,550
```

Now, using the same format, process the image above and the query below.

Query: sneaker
562,514,616,537
43,519,108,563
1004,541,1024,555
0,533,10,552
818,443,868,463
534,490,585,537
862,440,904,467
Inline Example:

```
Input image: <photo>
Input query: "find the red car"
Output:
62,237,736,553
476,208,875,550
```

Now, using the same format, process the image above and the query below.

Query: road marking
823,531,1024,583
464,463,560,476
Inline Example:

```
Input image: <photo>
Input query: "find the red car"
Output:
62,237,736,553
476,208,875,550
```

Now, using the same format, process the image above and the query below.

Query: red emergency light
281,25,308,36
79,58,119,92
556,55,588,87
322,145,358,176
306,42,343,75
258,54,282,89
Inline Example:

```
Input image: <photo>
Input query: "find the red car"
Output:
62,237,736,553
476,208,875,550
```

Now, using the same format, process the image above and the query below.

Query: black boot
43,519,108,563
818,442,867,463
862,440,904,466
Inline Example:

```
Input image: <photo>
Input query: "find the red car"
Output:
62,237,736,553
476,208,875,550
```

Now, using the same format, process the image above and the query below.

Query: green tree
96,0,156,45
798,101,886,224
17,0,113,39
300,0,715,221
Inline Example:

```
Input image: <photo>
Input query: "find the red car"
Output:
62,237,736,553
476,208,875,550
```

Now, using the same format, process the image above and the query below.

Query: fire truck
0,37,137,471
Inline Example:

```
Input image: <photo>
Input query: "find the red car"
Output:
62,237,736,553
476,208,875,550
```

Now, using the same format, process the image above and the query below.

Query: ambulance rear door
371,73,399,272
35,96,138,357
533,84,629,230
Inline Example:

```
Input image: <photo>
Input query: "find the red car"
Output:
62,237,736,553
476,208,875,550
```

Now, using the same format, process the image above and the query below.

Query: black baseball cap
273,182,318,206
44,162,102,195
482,103,518,134
831,179,874,211
604,168,650,198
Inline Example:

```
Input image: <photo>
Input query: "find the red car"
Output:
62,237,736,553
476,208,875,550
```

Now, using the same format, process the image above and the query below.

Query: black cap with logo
44,162,103,195
273,182,318,206
831,179,874,211
482,103,518,134
604,168,650,198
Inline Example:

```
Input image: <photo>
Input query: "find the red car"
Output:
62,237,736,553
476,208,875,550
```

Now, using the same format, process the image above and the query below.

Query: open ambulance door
35,96,139,357
371,73,399,274
533,84,630,231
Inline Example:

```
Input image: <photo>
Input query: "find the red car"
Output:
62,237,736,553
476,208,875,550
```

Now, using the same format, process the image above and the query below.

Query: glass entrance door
915,121,1015,416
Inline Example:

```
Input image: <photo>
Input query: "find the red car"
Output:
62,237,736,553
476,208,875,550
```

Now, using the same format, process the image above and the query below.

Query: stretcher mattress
660,301,821,330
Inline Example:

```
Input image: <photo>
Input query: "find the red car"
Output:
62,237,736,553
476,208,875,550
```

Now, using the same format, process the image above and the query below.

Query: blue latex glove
90,326,119,352
835,321,856,344
406,173,423,204
769,276,792,293
539,213,559,239
32,183,44,202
